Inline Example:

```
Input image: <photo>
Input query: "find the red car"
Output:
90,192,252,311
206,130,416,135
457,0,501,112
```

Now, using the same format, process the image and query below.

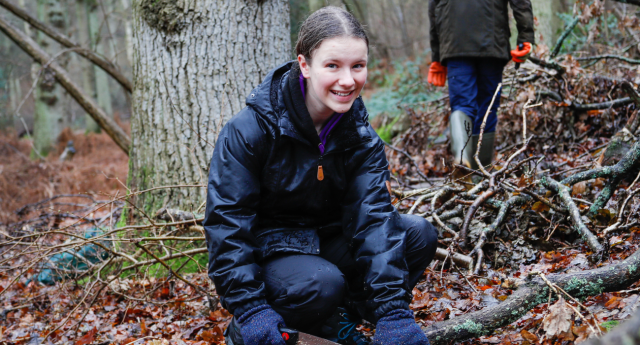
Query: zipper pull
317,155,324,181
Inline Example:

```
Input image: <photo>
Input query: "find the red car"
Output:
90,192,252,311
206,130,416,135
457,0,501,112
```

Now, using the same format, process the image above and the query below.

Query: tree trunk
88,0,113,122
8,73,22,131
128,0,290,214
75,0,98,132
32,0,67,157
309,0,324,12
119,0,134,66
531,0,563,46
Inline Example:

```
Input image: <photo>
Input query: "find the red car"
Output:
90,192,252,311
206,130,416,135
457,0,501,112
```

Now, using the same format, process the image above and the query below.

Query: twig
576,54,640,65
551,17,580,58
384,142,431,184
540,176,605,259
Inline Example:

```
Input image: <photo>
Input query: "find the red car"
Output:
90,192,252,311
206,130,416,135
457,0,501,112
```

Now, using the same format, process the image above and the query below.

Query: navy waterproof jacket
204,61,410,322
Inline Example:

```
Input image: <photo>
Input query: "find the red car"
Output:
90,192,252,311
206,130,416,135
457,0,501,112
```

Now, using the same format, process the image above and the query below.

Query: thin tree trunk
88,0,113,120
128,0,290,213
8,73,22,130
32,0,67,157
120,0,133,66
76,0,99,132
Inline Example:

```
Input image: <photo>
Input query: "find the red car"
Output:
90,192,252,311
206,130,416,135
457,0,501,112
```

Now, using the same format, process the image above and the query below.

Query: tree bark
128,0,290,213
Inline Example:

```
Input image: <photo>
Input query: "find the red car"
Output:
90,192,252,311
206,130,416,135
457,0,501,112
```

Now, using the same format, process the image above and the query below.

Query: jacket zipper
317,143,324,181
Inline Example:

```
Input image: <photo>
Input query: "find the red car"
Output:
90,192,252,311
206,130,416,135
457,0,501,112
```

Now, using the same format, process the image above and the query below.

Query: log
423,245,640,344
0,0,132,93
0,14,131,154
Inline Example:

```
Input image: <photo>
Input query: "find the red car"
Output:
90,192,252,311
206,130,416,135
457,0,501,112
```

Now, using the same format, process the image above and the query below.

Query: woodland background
2,0,640,344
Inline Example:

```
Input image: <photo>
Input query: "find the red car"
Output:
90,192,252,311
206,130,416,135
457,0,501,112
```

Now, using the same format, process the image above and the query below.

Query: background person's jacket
204,61,411,322
429,0,535,63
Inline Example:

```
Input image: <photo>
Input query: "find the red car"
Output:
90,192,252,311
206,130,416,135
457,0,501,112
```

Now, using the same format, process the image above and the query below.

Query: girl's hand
239,305,287,345
372,309,430,345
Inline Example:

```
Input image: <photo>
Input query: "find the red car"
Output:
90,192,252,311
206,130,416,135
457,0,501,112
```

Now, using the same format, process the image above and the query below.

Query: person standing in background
427,0,535,171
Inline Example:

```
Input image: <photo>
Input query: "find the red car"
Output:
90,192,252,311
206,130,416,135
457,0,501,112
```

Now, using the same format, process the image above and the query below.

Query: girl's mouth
331,90,354,97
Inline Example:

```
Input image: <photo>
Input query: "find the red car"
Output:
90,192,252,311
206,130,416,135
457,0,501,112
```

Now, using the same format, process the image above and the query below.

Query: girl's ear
298,54,311,78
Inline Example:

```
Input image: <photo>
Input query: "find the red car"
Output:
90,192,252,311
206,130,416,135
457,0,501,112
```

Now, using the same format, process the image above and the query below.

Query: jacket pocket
255,228,320,260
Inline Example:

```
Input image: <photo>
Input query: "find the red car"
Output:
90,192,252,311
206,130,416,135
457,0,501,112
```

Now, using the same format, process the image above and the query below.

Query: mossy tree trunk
128,0,290,215
32,0,68,157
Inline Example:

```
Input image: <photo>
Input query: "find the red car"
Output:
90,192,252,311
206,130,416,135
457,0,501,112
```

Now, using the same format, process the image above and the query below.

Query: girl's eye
353,64,365,69
327,64,337,68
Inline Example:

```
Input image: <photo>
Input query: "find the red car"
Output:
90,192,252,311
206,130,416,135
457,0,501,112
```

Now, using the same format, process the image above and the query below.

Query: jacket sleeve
203,112,269,318
509,0,535,45
342,133,410,322
428,0,441,63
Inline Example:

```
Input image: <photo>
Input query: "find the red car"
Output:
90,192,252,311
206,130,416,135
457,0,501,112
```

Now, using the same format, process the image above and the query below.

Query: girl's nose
338,69,356,88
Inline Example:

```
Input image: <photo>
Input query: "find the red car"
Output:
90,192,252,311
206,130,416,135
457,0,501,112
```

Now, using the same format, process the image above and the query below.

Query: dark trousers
446,57,506,134
260,214,438,332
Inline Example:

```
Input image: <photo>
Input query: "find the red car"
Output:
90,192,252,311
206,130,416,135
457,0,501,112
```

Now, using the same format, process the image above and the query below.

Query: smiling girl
204,7,437,345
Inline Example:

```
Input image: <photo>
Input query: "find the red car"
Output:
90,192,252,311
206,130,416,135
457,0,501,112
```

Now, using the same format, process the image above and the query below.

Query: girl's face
298,36,368,121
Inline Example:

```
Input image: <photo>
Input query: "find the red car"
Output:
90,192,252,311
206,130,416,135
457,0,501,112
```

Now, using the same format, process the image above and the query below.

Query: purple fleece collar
299,74,344,155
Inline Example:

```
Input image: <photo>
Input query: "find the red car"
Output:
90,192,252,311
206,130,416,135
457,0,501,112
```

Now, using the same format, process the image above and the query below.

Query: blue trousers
446,58,507,134
260,215,438,332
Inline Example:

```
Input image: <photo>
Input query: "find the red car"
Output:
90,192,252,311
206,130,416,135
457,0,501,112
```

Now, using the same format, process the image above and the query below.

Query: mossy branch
424,246,640,344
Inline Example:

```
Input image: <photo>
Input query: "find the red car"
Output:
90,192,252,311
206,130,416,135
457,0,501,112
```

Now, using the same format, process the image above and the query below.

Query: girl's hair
295,6,369,64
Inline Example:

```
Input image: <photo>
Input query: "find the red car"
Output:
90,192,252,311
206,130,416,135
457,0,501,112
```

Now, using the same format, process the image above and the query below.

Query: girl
204,7,437,345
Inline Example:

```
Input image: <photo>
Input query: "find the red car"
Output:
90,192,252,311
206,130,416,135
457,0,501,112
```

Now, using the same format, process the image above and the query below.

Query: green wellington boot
469,132,496,171
449,110,474,167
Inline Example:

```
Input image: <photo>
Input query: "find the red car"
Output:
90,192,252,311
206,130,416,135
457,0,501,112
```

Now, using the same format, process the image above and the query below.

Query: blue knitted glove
238,305,287,345
372,309,430,345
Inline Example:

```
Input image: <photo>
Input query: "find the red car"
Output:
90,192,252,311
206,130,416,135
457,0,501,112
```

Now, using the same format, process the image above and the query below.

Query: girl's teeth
334,91,350,96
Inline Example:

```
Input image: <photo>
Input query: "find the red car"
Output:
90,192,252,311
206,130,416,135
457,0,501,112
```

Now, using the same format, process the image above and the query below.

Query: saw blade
297,332,341,345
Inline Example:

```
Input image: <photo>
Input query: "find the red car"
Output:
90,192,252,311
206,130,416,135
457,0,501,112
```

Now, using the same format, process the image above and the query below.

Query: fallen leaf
572,181,588,196
75,327,97,345
532,201,550,212
521,329,539,342
543,297,573,337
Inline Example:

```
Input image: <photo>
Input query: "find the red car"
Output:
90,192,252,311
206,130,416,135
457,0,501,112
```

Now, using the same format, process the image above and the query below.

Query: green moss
600,320,619,332
139,0,184,33
565,277,605,297
374,116,400,143
453,320,486,336
629,264,637,274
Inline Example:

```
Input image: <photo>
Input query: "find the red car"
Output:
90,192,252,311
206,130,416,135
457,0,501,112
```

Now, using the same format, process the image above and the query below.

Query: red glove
511,42,532,63
428,62,447,87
